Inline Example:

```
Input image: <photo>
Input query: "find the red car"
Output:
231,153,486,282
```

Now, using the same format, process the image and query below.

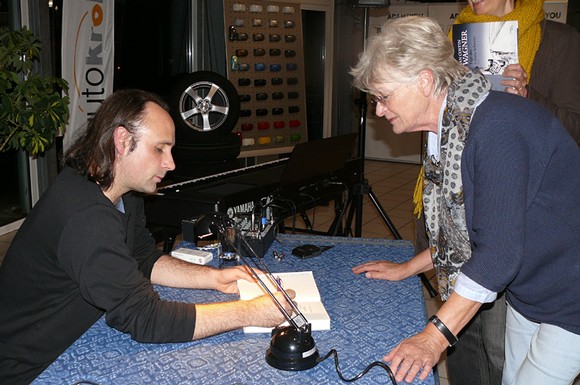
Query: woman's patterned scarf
422,70,491,300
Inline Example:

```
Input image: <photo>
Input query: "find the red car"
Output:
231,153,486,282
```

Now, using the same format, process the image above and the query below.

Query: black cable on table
317,348,398,384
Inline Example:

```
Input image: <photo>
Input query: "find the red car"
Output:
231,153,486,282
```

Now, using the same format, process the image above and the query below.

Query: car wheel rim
179,81,231,133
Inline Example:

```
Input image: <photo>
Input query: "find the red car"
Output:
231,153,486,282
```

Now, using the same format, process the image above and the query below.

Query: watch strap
429,315,458,347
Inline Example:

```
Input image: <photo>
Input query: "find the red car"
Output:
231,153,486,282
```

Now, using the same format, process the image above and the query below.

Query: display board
224,1,309,156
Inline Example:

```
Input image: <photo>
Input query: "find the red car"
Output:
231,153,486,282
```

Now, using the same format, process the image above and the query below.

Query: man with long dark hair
0,89,292,384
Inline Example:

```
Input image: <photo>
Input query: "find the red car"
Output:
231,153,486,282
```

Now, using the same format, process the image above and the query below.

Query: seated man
0,89,293,384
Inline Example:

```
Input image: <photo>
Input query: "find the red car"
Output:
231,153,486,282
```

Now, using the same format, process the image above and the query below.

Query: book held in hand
237,271,331,333
452,21,519,91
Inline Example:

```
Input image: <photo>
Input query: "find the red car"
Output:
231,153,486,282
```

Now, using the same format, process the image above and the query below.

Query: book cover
237,271,331,333
452,21,519,91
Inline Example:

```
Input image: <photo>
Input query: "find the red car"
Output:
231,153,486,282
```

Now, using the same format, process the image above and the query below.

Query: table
35,234,438,385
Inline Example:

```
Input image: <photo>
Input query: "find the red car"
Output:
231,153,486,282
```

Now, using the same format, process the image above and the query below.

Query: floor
0,160,446,384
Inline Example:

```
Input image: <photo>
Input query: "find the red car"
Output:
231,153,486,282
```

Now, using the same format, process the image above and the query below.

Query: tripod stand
341,6,437,298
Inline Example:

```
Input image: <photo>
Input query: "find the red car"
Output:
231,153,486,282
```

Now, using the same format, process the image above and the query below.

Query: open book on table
452,21,518,91
237,271,331,333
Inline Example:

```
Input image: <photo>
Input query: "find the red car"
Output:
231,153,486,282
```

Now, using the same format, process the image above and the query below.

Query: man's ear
113,126,131,155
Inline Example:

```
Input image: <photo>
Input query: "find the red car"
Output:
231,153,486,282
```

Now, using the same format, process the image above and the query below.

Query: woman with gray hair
351,16,580,385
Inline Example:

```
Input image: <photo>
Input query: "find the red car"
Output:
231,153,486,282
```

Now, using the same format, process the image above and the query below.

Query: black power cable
318,349,398,384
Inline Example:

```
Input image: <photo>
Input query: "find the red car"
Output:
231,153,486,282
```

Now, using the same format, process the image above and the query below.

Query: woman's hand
502,63,528,97
383,327,448,383
353,249,434,281
352,260,411,281
385,294,484,382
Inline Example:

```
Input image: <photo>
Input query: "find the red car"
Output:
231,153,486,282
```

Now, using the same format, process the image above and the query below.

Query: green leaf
0,27,69,157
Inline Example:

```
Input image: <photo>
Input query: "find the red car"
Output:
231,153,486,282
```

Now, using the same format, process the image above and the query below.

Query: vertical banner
61,0,114,150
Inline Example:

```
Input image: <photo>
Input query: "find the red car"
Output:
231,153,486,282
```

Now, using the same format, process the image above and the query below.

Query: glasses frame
369,83,405,106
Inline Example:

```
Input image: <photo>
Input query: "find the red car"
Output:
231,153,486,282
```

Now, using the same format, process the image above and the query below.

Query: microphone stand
221,222,320,371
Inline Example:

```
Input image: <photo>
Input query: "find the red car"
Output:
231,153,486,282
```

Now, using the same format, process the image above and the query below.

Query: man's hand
351,260,411,281
152,255,267,293
211,265,258,294
193,288,296,339
245,290,296,327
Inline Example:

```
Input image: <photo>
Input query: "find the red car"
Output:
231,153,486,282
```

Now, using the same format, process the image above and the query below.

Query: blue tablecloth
35,234,437,385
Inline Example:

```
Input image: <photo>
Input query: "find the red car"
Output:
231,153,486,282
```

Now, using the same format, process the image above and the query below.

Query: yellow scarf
414,0,545,219
453,0,544,80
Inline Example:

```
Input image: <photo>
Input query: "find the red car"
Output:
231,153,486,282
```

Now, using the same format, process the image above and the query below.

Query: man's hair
63,89,169,189
350,16,465,96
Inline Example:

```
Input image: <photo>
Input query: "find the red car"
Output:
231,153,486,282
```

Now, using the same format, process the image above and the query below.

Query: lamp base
265,325,319,371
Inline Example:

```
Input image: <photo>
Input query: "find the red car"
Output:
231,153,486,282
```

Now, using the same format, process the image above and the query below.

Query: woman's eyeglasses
369,93,393,106
369,84,404,106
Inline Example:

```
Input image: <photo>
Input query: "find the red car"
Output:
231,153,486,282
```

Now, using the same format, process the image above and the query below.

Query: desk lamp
193,212,320,371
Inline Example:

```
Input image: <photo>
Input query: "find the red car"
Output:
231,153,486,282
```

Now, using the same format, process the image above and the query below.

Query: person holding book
0,89,294,385
350,16,580,385
412,1,580,383
455,0,580,145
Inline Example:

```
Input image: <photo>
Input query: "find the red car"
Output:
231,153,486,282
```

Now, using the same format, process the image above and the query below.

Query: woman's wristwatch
428,315,458,347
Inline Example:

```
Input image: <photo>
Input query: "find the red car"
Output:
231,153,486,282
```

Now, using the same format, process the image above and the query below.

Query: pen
275,276,283,289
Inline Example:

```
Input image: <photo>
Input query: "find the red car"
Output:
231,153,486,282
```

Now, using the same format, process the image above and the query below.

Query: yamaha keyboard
144,134,360,251
145,158,359,250
144,159,286,244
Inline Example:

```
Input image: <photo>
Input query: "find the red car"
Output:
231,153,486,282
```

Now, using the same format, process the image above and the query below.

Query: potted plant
0,26,69,157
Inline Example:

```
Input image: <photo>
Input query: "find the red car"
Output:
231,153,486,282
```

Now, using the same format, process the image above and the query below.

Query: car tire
172,132,241,166
169,71,240,139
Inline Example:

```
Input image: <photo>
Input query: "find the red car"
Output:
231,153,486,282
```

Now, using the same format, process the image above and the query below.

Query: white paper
237,271,331,333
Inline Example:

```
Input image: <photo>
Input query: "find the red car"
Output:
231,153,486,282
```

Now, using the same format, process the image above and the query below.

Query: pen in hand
275,276,283,290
